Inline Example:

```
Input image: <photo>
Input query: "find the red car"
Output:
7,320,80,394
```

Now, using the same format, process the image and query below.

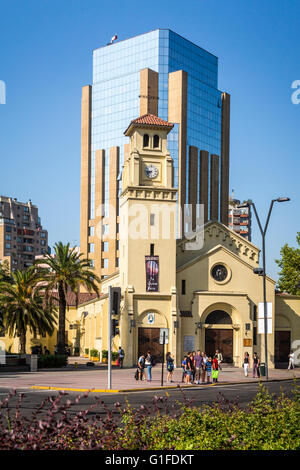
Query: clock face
145,164,158,179
211,264,228,282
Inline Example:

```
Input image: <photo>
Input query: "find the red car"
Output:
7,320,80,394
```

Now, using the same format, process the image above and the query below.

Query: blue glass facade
90,29,222,218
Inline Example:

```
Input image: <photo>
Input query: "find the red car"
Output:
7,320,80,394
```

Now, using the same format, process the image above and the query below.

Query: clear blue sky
0,0,299,281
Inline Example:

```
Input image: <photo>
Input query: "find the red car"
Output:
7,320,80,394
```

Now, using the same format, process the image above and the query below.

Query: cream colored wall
177,239,276,367
275,295,300,346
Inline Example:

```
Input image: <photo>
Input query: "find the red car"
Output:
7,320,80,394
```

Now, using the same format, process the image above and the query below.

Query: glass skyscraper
80,29,230,277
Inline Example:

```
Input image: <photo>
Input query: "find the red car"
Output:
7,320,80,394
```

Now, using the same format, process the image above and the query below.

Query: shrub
38,354,68,369
90,349,99,358
84,348,89,355
101,350,108,359
112,351,118,361
0,384,299,450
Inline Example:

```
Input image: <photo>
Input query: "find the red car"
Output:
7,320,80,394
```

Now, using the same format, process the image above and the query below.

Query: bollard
75,362,78,369
30,354,38,372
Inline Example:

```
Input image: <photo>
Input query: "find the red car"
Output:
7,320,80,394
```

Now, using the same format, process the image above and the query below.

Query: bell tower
119,114,178,366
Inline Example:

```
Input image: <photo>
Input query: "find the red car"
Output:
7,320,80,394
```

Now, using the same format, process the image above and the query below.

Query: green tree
0,267,57,353
35,242,100,355
276,232,300,295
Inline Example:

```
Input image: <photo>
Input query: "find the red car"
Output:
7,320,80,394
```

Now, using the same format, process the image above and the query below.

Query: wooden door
275,331,291,363
138,328,163,363
205,329,233,363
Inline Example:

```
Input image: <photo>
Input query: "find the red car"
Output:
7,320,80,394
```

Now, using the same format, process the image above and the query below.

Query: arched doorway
205,310,233,363
137,310,166,363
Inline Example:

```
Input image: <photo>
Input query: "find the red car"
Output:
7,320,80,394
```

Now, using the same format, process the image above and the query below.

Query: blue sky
0,0,299,281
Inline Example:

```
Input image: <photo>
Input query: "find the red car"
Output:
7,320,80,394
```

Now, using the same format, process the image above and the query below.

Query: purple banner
145,256,159,292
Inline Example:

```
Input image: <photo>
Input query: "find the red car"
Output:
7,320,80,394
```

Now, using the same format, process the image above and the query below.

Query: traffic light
110,287,121,337
112,318,120,337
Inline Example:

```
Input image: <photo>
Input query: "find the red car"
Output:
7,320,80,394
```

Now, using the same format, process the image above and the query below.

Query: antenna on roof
107,34,118,45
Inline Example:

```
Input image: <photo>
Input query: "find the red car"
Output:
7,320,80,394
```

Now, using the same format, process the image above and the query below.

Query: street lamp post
238,197,290,380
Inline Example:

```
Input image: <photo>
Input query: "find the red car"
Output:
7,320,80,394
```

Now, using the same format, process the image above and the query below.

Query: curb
30,376,299,394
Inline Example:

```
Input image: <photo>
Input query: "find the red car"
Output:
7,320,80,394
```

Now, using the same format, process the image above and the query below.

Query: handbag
212,370,219,379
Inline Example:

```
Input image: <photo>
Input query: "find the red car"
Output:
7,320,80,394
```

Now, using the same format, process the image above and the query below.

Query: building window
102,258,109,269
253,305,257,321
181,279,186,295
143,134,149,148
5,234,11,241
103,224,109,235
253,326,257,346
41,240,46,246
103,241,108,252
5,243,11,250
153,135,160,148
90,260,95,268
150,244,154,256
23,215,29,221
89,226,95,237
150,214,155,226
5,226,12,233
88,243,94,253
40,232,46,238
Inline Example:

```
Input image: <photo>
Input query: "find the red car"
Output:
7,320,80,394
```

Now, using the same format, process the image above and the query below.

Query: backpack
134,369,139,380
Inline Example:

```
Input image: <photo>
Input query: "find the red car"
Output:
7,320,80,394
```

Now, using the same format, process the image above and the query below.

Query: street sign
258,302,272,334
159,328,169,345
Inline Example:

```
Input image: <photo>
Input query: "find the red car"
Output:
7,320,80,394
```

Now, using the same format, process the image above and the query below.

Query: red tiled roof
52,292,99,307
124,114,174,135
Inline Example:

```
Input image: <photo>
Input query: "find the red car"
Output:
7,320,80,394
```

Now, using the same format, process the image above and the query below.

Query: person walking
253,352,260,378
118,346,125,368
137,353,145,381
205,356,213,383
216,349,223,370
243,352,250,377
166,352,174,382
288,351,295,370
194,350,203,384
145,350,154,382
212,355,219,383
201,352,207,384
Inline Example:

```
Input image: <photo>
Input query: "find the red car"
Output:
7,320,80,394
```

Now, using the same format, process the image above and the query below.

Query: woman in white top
243,352,250,377
288,351,295,370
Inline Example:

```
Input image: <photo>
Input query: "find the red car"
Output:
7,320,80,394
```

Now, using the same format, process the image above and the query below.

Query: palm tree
0,267,57,354
35,242,100,355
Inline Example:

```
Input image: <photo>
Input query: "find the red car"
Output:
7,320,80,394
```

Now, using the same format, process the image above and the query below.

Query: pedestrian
288,351,295,370
201,352,207,384
212,355,219,383
166,352,174,382
118,346,125,368
185,352,193,384
145,350,154,382
181,355,187,383
191,351,196,383
253,352,260,378
137,353,145,381
216,349,223,370
243,352,250,377
206,356,213,383
194,350,203,384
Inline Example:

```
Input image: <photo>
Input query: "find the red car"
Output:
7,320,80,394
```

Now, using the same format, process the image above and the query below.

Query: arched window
153,135,160,148
205,310,232,324
143,134,149,147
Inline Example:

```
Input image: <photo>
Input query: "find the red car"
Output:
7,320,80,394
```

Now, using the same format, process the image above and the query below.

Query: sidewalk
1,363,299,393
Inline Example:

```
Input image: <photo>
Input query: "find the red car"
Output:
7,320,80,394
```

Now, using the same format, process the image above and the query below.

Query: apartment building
0,196,49,271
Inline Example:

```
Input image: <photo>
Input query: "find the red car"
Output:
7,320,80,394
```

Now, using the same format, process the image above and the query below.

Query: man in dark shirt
185,352,194,384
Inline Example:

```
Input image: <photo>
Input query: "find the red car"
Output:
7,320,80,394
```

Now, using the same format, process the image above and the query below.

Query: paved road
0,379,298,420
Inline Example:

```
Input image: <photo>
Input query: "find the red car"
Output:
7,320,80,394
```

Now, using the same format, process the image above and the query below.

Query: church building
76,114,300,368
